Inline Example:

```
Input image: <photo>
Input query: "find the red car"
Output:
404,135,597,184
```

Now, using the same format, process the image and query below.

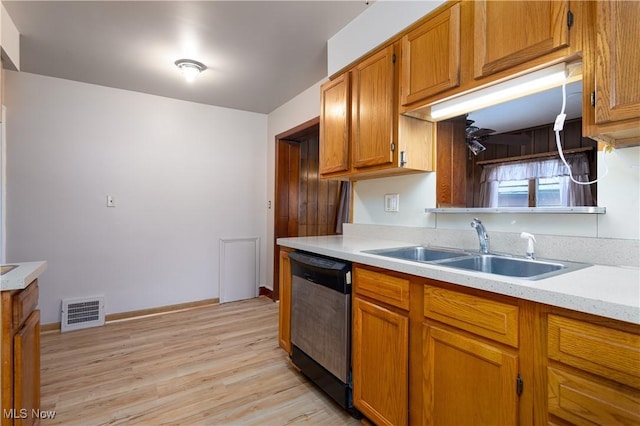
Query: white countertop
1,261,47,291
278,235,640,325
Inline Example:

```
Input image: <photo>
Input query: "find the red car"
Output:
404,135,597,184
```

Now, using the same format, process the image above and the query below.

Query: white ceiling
3,1,369,114
469,80,583,134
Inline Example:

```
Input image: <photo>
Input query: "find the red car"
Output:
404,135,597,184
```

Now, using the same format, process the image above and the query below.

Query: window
480,153,594,208
497,179,529,207
496,177,562,207
536,177,562,206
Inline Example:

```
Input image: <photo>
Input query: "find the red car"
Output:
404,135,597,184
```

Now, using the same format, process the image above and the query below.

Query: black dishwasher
288,251,359,416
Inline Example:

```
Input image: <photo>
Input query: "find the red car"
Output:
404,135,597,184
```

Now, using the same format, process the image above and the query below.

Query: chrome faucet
471,218,490,254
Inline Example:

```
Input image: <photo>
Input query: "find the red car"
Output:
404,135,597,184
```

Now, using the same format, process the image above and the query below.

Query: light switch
106,195,116,207
384,194,399,212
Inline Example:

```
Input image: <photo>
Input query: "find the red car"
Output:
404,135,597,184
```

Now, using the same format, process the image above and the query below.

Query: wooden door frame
273,117,320,301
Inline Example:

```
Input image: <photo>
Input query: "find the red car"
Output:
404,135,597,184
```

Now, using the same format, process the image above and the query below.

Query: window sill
424,207,606,214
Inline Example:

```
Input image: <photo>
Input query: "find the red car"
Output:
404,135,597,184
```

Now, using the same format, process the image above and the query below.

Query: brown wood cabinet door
13,310,40,426
474,0,570,79
595,1,640,124
423,323,518,426
319,73,350,175
277,250,291,354
352,297,408,426
401,2,460,106
547,366,640,425
352,44,396,170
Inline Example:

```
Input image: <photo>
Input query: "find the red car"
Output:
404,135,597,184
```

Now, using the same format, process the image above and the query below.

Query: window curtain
479,153,594,207
335,181,352,234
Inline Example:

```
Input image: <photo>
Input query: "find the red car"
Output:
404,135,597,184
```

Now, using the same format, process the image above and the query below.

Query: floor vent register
61,296,106,332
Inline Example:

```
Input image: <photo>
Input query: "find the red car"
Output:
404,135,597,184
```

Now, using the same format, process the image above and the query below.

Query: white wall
5,71,268,324
353,173,436,228
265,79,325,290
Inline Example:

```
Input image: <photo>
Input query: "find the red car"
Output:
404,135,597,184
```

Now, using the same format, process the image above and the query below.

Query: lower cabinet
277,249,292,354
423,324,518,425
545,310,640,425
1,279,41,426
352,265,410,426
292,261,640,425
422,283,521,426
13,310,40,426
352,297,409,426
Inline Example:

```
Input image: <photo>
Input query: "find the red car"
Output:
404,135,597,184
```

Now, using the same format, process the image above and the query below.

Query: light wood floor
40,296,360,425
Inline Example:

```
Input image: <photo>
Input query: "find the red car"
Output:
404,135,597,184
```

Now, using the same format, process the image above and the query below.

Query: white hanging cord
554,75,608,185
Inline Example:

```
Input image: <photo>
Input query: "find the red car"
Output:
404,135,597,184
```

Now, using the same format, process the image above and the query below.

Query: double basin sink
363,246,590,280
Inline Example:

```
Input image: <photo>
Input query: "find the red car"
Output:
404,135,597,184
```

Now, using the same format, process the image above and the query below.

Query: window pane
537,177,561,206
497,179,529,207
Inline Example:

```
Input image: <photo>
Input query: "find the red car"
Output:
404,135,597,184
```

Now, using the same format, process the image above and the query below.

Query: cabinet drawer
547,314,640,389
548,366,640,425
13,280,39,329
424,285,518,347
354,266,410,310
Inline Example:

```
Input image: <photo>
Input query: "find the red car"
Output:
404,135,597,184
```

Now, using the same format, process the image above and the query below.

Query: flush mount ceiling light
174,59,206,83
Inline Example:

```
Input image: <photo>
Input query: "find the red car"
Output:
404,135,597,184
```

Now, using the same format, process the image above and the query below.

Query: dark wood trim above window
476,146,594,167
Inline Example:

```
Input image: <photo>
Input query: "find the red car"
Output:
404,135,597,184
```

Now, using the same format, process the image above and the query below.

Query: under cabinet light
430,63,575,121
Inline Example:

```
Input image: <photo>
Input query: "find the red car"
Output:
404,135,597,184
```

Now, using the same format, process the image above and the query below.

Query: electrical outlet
106,195,116,207
384,194,399,212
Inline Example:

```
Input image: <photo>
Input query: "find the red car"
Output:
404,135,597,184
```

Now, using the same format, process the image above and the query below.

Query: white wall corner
327,0,444,75
1,4,20,71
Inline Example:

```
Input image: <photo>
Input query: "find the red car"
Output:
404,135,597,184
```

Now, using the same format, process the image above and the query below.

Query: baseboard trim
259,286,273,299
41,298,220,333
41,322,62,333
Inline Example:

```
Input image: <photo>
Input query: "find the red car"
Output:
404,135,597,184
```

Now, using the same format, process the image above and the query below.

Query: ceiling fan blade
467,127,496,138
482,134,530,145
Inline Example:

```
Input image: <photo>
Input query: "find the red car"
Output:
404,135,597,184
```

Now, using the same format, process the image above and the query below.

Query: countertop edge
278,236,640,325
1,261,48,291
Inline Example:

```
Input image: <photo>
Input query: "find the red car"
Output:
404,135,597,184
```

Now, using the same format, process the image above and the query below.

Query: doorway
273,117,341,300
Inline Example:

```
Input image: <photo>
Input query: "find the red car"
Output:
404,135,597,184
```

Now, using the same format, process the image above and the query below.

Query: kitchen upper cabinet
594,1,640,125
319,73,350,175
352,266,409,426
582,0,640,146
352,44,396,169
474,0,571,80
400,2,460,107
320,43,435,180
545,310,640,425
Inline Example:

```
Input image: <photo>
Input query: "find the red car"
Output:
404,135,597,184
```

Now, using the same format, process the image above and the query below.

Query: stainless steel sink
438,254,590,280
363,247,591,280
363,246,469,263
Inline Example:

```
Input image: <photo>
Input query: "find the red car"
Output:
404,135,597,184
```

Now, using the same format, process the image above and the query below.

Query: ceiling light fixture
430,63,578,121
174,59,206,83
